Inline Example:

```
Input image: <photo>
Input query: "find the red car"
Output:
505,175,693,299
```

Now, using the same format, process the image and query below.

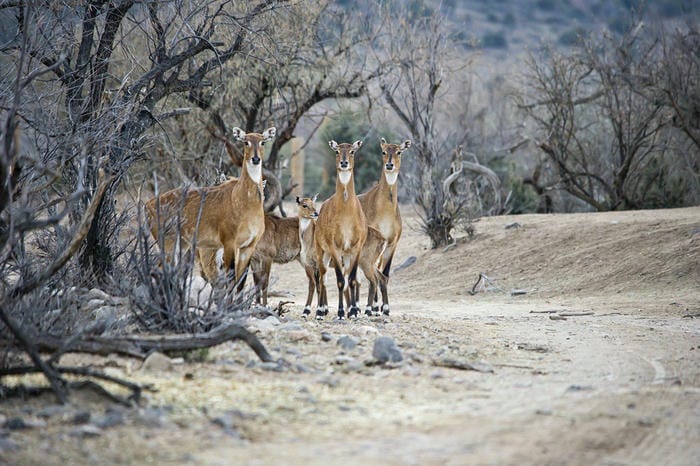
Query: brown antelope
358,138,411,315
296,195,321,317
198,196,319,311
146,127,275,291
314,140,367,320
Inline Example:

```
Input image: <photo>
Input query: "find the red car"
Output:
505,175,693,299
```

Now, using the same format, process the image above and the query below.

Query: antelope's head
329,140,362,186
380,138,411,186
295,194,319,220
231,126,276,183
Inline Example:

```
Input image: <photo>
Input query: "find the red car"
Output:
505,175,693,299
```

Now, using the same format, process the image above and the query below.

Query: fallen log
7,322,273,362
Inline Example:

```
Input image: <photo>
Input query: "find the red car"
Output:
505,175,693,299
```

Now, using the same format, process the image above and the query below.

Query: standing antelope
198,196,319,311
314,140,367,320
296,195,321,317
146,127,275,292
358,138,411,315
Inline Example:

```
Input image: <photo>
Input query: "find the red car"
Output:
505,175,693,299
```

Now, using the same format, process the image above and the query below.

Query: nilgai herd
145,127,411,321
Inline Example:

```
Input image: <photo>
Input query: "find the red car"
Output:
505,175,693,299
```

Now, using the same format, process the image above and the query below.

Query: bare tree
517,22,696,211
378,8,500,247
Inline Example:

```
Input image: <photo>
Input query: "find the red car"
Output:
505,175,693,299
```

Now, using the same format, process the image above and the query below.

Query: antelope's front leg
346,257,361,319
233,245,255,294
378,241,398,315
315,257,329,320
303,266,316,318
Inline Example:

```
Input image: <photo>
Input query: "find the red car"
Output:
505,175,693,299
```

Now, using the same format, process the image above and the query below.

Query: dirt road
3,207,699,465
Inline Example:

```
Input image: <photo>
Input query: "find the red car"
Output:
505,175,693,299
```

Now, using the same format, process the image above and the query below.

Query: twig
557,311,595,317
530,310,558,314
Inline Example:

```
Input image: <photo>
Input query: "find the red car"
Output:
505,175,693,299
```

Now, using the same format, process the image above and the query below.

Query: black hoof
337,309,345,320
382,309,390,316
302,309,310,319
372,306,380,315
364,308,373,316
315,310,325,320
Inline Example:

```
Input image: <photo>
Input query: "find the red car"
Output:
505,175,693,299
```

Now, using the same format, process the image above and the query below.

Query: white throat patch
338,170,352,186
299,217,311,233
384,171,398,186
247,161,262,184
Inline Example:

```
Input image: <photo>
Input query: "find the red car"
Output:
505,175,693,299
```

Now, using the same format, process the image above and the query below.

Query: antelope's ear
401,140,412,151
295,196,301,204
329,140,339,151
312,193,318,203
231,127,246,142
380,137,387,145
352,140,363,150
262,127,276,141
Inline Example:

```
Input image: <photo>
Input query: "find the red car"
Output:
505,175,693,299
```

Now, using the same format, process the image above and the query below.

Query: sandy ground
2,206,699,465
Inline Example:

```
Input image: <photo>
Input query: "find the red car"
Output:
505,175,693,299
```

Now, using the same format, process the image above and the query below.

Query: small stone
337,335,359,351
372,336,403,363
141,351,173,372
87,288,111,301
4,417,28,430
334,355,356,365
257,362,284,372
36,404,72,419
321,331,333,342
70,425,103,438
136,407,168,428
85,298,106,311
94,410,124,429
357,325,379,337
0,437,19,452
71,411,91,425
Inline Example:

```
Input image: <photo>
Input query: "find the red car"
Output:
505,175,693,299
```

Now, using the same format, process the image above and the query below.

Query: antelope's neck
378,172,399,205
237,163,264,203
336,171,356,201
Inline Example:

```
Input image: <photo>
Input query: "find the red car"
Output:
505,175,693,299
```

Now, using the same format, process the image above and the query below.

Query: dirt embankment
2,206,699,466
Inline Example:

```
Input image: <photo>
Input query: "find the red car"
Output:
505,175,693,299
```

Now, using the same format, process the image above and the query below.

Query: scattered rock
334,355,356,365
510,289,527,296
85,298,106,312
246,316,280,334
535,408,552,416
257,361,285,372
3,417,27,430
356,325,379,337
136,407,169,428
337,335,359,351
505,222,521,230
373,336,403,363
317,375,340,388
87,288,111,301
70,425,103,438
4,417,46,430
71,411,91,425
141,351,173,372
285,329,313,342
93,410,125,429
36,404,73,419
0,437,19,453
321,331,333,342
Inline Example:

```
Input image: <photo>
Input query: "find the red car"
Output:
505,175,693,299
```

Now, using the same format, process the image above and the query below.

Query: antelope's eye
261,141,265,146
335,151,339,155
382,151,387,156
396,151,401,156
350,151,355,155
303,204,308,208
245,141,251,147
